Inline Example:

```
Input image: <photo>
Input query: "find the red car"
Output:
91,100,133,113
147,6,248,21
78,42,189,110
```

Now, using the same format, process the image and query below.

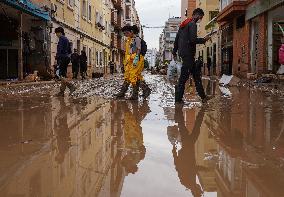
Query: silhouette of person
171,105,205,197
54,97,72,164
120,101,150,174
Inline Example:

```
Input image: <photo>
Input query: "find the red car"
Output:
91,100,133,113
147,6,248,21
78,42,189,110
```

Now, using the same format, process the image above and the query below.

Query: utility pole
18,11,23,80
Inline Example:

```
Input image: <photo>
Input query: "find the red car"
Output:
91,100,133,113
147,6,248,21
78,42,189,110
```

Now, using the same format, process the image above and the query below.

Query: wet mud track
0,74,284,197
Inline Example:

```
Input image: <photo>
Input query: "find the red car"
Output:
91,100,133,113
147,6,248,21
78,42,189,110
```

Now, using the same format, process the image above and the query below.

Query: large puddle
0,75,284,197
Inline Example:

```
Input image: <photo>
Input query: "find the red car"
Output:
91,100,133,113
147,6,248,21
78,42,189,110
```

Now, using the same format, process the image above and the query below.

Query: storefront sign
246,0,284,20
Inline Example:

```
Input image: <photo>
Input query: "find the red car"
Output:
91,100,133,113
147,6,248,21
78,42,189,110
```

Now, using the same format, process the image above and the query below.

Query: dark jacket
173,22,205,58
80,54,87,71
56,35,70,59
71,53,80,65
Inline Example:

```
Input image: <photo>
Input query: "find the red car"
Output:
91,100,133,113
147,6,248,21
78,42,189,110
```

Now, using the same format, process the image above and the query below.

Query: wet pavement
0,74,284,197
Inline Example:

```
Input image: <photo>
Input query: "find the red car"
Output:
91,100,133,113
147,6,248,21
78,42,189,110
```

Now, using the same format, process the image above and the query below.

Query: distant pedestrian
71,49,80,79
80,50,87,79
109,61,115,75
207,56,212,76
173,8,211,104
54,27,76,97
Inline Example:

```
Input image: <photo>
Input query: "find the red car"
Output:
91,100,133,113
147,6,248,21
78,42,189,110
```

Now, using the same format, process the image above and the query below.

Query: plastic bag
167,60,182,81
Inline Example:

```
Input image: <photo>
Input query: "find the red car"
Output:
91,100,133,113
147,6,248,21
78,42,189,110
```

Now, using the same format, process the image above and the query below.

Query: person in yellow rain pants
115,25,151,100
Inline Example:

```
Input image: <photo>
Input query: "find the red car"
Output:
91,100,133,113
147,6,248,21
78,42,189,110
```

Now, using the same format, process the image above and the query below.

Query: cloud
135,0,181,49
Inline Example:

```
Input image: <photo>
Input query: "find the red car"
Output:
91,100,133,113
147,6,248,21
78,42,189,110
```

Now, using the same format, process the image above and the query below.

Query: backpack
140,38,147,56
279,44,284,65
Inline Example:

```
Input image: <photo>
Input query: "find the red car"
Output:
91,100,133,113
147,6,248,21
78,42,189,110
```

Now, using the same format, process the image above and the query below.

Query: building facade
162,17,182,62
195,0,220,76
145,48,157,69
0,0,51,80
217,0,284,77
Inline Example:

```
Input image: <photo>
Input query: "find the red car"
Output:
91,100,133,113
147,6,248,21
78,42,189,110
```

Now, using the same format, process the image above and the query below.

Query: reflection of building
206,86,284,196
0,97,120,196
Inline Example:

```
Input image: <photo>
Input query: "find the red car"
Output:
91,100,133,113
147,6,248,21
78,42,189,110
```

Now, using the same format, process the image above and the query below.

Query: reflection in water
0,76,284,197
171,105,205,197
119,101,149,174
54,97,71,164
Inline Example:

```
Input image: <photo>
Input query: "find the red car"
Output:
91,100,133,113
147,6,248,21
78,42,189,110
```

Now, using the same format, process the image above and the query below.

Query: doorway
0,49,18,79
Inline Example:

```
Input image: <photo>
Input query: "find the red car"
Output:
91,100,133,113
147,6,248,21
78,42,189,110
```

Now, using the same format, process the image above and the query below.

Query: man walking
71,49,80,79
54,27,76,96
173,8,211,104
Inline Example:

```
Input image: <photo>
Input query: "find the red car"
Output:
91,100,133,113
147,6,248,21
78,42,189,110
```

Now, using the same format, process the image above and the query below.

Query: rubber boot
115,82,130,98
140,81,151,99
128,83,139,100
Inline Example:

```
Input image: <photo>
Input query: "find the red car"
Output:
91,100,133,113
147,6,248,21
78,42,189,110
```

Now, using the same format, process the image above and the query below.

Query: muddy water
0,75,284,197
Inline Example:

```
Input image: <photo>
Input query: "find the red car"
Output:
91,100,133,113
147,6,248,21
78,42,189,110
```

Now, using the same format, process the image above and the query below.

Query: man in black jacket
173,8,211,104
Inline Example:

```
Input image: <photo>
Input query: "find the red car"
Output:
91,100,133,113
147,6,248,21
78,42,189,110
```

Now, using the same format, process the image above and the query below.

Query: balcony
217,0,247,23
111,11,118,26
111,33,118,48
113,0,122,10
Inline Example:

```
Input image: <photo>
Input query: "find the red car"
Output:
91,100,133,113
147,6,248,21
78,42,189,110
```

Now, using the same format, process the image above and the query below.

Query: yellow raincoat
123,37,145,86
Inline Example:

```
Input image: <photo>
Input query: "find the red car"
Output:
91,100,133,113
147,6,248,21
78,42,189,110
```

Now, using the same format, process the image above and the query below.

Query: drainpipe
18,11,23,80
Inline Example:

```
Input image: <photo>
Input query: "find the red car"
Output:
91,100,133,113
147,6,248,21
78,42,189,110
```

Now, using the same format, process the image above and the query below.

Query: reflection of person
120,101,150,173
171,105,205,197
173,8,211,104
54,97,71,164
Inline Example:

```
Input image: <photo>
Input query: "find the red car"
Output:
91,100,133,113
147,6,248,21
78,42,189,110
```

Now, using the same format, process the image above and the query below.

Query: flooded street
0,74,284,197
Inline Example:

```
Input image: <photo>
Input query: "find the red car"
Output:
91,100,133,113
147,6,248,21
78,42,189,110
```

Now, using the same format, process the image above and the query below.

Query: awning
2,0,50,21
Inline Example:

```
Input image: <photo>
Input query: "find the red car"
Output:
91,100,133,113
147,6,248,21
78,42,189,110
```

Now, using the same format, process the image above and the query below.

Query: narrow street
0,74,284,197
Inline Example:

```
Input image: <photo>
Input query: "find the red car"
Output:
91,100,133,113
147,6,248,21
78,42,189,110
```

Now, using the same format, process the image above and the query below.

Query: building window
96,51,99,66
82,0,87,17
68,0,75,7
100,51,103,66
88,3,92,21
89,48,92,64
236,14,245,29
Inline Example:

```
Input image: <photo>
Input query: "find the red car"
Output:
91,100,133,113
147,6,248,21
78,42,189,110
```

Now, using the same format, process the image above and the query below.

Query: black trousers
176,56,206,101
58,57,70,78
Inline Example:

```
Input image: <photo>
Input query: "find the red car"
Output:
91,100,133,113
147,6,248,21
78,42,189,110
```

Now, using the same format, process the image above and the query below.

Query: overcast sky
135,0,181,49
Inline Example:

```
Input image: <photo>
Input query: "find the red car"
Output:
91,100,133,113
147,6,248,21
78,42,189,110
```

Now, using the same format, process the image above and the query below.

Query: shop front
0,0,50,80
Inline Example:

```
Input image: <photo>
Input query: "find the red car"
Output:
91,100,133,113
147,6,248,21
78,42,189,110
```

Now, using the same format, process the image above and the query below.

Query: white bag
167,60,182,81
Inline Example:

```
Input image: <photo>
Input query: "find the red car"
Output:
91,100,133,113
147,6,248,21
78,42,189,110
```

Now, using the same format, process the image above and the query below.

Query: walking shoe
140,81,151,99
115,82,130,99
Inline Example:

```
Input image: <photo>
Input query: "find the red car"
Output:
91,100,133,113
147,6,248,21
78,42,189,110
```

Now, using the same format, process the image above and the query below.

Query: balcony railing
111,33,118,48
219,0,247,11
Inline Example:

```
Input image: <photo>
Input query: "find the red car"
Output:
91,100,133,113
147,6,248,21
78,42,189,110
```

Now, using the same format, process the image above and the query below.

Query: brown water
0,76,284,197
